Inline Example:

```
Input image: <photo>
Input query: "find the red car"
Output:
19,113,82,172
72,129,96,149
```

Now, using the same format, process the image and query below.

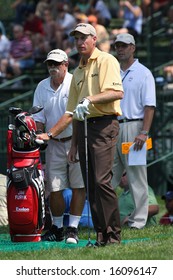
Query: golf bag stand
7,106,46,242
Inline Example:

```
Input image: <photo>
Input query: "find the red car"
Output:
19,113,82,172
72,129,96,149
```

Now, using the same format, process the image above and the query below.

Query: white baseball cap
70,23,96,37
114,34,135,45
44,49,68,63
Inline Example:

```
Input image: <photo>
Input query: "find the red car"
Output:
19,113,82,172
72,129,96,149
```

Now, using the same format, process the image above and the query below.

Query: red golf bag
7,106,46,242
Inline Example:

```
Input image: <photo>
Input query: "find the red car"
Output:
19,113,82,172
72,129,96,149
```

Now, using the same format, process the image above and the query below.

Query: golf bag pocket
10,168,30,189
7,184,39,232
10,166,39,189
7,168,45,242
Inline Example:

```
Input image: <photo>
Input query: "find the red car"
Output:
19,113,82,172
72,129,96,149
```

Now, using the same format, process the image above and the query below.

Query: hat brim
114,39,134,45
70,29,96,37
70,30,91,36
69,30,76,36
44,58,64,63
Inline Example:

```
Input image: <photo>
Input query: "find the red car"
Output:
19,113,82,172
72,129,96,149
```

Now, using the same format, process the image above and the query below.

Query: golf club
84,115,94,247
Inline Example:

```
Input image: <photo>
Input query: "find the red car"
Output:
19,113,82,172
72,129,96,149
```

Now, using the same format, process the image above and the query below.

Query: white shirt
33,71,72,139
119,59,156,120
0,34,11,58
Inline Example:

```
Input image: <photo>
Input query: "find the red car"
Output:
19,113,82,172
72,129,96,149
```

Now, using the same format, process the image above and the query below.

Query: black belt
87,115,117,123
51,136,72,142
119,118,143,123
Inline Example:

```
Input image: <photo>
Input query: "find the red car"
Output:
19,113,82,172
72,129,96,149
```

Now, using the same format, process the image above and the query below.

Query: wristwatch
140,130,148,136
47,131,53,139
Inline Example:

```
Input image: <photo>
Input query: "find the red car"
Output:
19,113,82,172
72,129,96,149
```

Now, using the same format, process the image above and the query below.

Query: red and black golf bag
7,106,46,242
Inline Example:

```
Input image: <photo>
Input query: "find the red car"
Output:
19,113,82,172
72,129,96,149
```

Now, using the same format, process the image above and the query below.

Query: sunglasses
47,60,63,67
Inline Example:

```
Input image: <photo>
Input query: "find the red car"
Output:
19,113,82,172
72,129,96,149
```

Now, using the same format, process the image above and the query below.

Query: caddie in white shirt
33,49,85,244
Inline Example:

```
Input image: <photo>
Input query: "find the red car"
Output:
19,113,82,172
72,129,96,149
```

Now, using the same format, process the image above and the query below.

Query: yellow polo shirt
66,48,123,118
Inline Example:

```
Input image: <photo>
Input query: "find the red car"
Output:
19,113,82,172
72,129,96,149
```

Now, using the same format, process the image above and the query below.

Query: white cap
114,33,135,45
44,49,68,63
70,23,96,37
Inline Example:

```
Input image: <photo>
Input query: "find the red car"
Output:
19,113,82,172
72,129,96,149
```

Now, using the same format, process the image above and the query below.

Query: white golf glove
74,98,91,121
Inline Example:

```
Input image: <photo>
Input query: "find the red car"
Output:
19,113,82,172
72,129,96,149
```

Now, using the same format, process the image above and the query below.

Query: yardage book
122,138,152,154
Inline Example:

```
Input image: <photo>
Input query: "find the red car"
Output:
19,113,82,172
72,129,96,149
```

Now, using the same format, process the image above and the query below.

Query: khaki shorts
45,140,84,192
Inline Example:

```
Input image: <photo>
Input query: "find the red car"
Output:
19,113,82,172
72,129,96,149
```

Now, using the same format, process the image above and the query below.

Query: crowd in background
0,0,172,80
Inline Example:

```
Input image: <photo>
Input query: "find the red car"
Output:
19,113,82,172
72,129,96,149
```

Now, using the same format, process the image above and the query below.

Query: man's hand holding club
74,98,91,120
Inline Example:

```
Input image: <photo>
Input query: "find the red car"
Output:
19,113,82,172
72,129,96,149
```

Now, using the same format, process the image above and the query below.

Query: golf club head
29,106,43,115
86,240,94,247
9,107,23,116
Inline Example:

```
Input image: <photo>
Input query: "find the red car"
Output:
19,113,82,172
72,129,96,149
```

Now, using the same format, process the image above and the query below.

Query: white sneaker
65,226,79,244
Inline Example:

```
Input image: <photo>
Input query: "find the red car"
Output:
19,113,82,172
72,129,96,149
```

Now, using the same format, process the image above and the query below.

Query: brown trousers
77,116,121,243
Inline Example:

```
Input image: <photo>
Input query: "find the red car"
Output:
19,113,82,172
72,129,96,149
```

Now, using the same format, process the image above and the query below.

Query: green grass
0,225,173,260
0,196,172,260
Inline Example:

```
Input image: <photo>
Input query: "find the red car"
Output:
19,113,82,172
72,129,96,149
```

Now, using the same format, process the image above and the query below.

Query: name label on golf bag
7,167,45,241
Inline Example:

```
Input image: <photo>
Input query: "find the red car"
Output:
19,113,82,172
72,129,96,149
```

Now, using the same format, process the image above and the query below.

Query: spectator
89,0,112,27
45,188,94,229
35,0,50,18
11,0,36,24
73,0,91,14
111,0,143,40
55,3,76,50
118,172,159,226
163,64,173,82
141,0,169,18
40,8,58,53
0,24,35,78
23,9,45,36
23,9,45,56
63,188,94,228
160,191,173,225
88,14,110,52
74,13,88,24
0,173,8,226
0,27,11,60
